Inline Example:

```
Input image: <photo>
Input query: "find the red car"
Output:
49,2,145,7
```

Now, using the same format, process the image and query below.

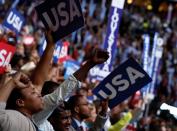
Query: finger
14,72,22,80
20,73,30,84
97,58,109,63
15,82,28,89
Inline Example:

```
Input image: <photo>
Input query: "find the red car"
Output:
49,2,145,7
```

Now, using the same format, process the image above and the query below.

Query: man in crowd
68,95,108,131
49,96,108,131
49,102,72,131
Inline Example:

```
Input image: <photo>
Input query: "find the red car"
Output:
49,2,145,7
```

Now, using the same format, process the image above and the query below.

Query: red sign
0,42,16,74
58,41,70,63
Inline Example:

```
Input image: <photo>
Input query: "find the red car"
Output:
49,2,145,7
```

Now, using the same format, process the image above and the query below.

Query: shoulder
0,110,34,131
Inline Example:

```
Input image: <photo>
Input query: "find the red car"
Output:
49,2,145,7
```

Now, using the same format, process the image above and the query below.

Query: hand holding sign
45,30,54,45
89,48,109,65
99,98,109,116
93,58,152,109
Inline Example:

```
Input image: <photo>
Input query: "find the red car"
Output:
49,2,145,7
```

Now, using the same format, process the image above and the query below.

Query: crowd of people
0,0,176,131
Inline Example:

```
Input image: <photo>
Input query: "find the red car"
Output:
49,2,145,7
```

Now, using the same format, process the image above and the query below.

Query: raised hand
0,72,30,102
90,48,109,65
99,98,109,116
45,30,54,45
13,72,30,89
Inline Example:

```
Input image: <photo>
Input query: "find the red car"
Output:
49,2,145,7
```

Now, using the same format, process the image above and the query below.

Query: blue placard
64,60,80,79
141,34,150,94
39,36,62,64
3,8,25,34
53,41,63,63
35,0,84,43
100,7,123,72
0,0,5,4
92,58,152,109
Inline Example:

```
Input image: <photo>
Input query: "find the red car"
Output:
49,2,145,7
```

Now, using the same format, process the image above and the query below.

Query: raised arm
0,73,28,103
32,48,109,125
31,31,55,92
73,48,109,81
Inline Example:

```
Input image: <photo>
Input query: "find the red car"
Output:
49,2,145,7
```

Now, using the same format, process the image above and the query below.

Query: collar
72,118,87,130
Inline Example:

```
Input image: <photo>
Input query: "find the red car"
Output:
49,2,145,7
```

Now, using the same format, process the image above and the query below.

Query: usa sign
0,42,16,74
3,8,25,34
92,58,152,109
35,0,84,43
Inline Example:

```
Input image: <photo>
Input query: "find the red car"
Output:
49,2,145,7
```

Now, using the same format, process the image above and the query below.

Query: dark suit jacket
70,114,107,131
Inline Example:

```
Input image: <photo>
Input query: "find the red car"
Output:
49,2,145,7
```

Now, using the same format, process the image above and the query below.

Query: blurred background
0,0,176,130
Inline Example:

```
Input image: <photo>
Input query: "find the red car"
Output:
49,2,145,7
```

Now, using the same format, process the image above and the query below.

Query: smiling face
50,110,72,131
58,110,72,131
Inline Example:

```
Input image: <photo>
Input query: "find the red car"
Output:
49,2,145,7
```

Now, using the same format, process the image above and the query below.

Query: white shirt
73,118,88,131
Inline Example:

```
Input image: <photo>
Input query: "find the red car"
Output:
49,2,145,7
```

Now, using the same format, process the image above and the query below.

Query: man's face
58,110,71,131
20,82,44,114
77,96,91,119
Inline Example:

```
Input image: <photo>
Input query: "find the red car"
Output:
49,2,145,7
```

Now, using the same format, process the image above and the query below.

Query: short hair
67,95,84,113
50,101,70,118
6,88,24,110
41,81,59,96
76,88,88,95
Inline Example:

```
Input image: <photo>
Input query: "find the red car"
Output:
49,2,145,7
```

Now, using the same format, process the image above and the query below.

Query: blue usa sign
3,8,25,34
92,58,152,109
35,0,84,43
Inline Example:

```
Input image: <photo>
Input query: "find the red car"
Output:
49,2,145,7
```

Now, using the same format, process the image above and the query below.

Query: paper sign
64,60,80,79
35,0,84,42
0,42,16,74
92,58,152,109
3,8,25,34
58,41,69,63
39,38,69,64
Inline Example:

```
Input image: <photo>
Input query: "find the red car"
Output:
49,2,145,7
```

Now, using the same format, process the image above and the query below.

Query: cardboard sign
0,0,5,4
35,0,84,42
141,34,150,94
0,42,16,74
39,38,69,64
3,8,25,34
92,58,152,109
64,60,80,79
57,41,69,63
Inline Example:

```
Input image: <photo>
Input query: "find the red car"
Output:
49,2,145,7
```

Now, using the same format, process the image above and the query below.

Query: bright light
147,4,152,10
160,103,177,119
127,0,133,4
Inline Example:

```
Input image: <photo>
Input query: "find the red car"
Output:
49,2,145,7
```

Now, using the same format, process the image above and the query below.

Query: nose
66,118,71,124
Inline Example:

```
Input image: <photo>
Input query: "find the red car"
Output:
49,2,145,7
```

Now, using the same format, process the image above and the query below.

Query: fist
91,48,109,65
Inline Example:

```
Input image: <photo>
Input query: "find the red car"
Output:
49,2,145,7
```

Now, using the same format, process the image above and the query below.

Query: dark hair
67,95,84,113
6,88,24,110
76,88,88,95
51,101,70,117
41,81,59,96
49,101,71,131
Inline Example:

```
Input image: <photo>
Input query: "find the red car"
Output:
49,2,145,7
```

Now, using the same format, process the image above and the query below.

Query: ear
16,99,25,107
74,106,79,113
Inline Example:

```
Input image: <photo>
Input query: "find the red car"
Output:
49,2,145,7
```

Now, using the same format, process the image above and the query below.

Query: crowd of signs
0,0,153,109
